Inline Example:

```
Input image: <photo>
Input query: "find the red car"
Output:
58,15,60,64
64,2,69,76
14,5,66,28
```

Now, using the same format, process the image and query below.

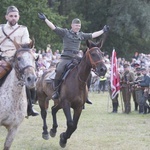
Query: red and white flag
110,49,120,99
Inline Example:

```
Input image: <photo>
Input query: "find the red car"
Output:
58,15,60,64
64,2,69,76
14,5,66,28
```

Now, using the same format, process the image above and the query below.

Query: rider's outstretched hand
38,13,47,21
103,25,110,32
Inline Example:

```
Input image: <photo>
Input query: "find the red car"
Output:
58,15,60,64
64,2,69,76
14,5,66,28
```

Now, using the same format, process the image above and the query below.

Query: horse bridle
14,49,36,83
86,47,104,70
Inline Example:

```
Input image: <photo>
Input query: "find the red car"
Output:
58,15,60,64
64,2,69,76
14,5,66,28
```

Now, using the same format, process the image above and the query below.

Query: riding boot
143,106,147,114
134,102,138,111
126,105,131,114
115,102,118,113
112,102,118,113
86,98,92,104
112,103,116,113
52,79,60,100
139,105,143,114
27,98,39,116
29,88,37,104
26,88,39,116
124,104,130,114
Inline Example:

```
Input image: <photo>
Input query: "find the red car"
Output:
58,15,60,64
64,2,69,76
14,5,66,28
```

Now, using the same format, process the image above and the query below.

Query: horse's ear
13,38,21,50
83,48,87,54
97,40,102,49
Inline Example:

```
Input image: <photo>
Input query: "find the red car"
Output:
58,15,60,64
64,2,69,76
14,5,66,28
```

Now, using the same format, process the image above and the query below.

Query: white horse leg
4,126,19,150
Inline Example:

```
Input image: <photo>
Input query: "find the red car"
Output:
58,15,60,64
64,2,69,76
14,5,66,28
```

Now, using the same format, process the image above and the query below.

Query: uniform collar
70,29,79,35
5,22,19,29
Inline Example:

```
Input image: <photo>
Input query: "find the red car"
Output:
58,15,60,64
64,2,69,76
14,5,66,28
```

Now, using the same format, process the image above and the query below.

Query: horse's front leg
49,105,60,137
4,125,19,150
59,104,82,148
39,99,49,140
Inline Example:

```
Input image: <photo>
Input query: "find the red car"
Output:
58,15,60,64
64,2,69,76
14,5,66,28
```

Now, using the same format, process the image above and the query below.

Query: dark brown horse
37,40,107,148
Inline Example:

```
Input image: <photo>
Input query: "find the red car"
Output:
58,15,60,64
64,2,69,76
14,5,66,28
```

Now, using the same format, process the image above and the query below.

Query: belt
64,50,79,54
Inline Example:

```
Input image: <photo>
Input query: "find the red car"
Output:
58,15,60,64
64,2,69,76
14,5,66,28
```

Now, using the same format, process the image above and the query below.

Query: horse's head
85,40,107,76
13,41,37,89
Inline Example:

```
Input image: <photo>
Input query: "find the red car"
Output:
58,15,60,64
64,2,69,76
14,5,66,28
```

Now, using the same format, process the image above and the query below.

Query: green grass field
0,92,150,150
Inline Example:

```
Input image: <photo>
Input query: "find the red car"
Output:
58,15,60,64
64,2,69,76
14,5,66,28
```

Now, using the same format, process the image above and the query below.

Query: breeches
55,57,72,80
122,87,131,109
135,89,144,106
0,59,12,79
132,90,136,102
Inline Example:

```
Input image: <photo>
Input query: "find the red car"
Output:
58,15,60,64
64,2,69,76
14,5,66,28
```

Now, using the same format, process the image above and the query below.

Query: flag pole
107,91,111,113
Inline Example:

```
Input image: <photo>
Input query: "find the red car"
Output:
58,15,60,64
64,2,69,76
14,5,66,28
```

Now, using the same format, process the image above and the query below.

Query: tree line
1,0,150,60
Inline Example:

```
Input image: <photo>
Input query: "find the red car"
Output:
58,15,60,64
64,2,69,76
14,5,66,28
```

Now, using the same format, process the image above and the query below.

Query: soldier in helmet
38,12,109,103
0,6,38,116
120,63,135,114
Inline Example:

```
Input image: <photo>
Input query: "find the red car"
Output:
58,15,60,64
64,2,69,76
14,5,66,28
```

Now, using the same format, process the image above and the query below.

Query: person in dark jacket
38,13,109,101
138,67,150,114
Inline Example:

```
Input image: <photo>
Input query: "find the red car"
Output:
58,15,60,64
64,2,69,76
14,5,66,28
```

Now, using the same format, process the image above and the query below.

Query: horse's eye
91,53,96,57
17,57,21,61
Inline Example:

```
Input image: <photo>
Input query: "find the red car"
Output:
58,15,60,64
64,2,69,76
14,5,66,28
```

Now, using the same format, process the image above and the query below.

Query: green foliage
0,0,66,52
106,0,150,58
1,0,150,58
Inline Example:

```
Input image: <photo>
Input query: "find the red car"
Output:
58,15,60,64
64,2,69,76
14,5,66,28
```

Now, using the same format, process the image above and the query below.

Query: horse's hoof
42,133,50,140
50,129,56,137
59,133,67,148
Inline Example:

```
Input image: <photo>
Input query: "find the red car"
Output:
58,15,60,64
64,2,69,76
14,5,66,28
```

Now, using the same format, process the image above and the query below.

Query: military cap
6,6,19,15
123,63,129,68
140,67,146,71
72,18,81,24
136,67,141,71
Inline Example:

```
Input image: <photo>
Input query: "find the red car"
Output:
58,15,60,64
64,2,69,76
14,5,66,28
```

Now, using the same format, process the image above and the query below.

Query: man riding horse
0,6,38,116
38,13,109,102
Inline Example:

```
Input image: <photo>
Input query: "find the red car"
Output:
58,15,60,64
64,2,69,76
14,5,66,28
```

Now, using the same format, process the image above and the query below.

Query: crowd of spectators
33,44,85,78
32,44,150,92
33,44,61,77
90,52,150,92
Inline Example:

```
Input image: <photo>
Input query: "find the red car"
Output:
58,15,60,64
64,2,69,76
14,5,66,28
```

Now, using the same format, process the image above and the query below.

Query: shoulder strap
0,25,20,45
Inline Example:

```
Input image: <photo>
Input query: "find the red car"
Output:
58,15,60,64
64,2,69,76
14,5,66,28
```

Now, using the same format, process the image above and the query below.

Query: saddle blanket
45,70,56,81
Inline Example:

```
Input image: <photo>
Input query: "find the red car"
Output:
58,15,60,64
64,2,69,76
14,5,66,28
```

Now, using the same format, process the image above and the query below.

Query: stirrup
52,92,59,100
28,108,39,117
86,99,92,104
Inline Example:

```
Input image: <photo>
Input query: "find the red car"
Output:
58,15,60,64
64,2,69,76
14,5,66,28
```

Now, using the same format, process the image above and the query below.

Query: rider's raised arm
92,30,104,38
92,25,109,38
38,12,56,30
45,19,56,30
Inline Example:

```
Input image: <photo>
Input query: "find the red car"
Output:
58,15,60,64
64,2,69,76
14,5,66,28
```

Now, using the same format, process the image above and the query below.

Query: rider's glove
38,13,47,21
103,25,110,32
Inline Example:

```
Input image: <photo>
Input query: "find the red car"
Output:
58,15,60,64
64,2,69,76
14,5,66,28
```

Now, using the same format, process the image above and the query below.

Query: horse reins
86,47,104,69
77,47,104,84
14,49,36,82
99,32,108,49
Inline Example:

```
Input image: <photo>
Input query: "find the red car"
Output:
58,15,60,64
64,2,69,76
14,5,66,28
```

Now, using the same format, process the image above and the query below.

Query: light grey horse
0,41,37,150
